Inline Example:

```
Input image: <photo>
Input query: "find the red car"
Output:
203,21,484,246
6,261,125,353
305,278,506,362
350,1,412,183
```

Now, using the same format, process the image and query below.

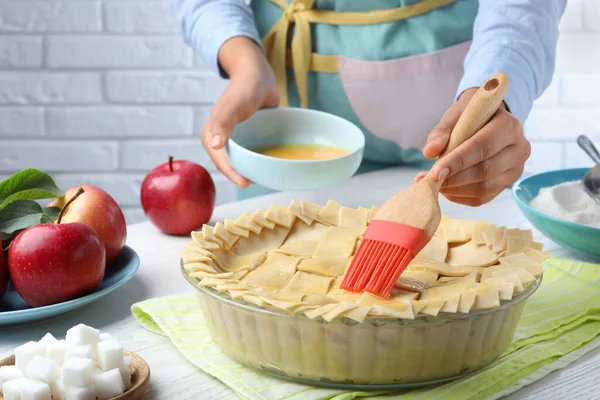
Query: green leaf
0,169,64,206
42,206,61,222
0,199,46,239
40,214,54,224
1,189,64,208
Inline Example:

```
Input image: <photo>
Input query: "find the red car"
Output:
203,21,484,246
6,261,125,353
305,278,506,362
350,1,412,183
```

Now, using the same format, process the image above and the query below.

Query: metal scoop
577,134,600,205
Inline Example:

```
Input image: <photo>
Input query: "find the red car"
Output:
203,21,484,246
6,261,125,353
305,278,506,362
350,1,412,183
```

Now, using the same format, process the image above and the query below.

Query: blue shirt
172,0,566,124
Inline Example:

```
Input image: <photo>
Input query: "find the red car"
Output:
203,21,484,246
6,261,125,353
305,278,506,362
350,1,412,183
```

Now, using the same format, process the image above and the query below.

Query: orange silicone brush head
341,220,431,297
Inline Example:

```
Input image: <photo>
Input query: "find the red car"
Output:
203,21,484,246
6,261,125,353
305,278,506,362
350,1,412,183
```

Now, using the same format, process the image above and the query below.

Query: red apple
49,185,126,264
141,156,216,235
9,188,106,307
0,246,8,300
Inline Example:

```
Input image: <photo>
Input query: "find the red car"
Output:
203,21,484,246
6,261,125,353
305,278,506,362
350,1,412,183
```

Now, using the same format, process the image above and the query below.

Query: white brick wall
0,1,101,33
46,107,194,137
0,0,597,224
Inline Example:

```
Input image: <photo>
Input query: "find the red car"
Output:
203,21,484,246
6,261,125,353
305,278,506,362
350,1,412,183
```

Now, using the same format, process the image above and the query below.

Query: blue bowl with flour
227,108,365,191
512,168,600,261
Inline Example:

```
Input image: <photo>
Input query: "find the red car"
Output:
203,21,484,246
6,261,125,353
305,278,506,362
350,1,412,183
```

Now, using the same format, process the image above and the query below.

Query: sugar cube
15,341,45,371
92,367,103,377
65,344,93,361
65,324,99,346
96,341,123,372
37,334,56,360
20,379,51,400
64,385,96,400
39,333,56,345
50,381,66,400
98,333,118,344
94,369,125,400
119,356,131,390
0,366,25,389
61,357,93,388
25,356,60,383
3,378,30,400
46,340,67,366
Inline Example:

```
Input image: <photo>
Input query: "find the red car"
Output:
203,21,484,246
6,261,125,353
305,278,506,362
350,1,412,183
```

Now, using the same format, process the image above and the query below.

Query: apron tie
265,0,314,108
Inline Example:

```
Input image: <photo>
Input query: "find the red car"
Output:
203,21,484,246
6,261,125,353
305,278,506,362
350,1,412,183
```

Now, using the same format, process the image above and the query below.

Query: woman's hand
202,37,280,188
414,87,531,206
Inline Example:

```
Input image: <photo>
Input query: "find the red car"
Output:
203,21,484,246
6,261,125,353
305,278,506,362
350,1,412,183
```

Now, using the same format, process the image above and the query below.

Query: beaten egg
253,144,348,160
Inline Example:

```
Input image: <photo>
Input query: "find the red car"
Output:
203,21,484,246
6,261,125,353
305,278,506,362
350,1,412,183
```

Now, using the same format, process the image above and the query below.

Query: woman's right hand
202,36,280,188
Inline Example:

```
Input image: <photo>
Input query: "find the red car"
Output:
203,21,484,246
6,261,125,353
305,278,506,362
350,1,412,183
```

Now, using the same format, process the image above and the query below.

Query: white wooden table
2,167,600,399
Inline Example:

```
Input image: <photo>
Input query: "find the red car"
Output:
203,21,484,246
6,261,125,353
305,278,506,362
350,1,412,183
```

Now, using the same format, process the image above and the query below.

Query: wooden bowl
0,349,150,400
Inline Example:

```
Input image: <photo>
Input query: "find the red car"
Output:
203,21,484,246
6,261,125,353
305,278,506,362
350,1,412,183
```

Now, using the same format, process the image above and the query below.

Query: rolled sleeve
172,0,263,78
457,0,567,124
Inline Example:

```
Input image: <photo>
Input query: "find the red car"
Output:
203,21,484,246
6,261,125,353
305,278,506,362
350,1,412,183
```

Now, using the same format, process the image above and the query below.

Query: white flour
530,180,600,229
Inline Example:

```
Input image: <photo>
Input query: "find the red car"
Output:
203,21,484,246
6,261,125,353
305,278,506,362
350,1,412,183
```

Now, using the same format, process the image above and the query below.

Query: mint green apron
239,0,478,199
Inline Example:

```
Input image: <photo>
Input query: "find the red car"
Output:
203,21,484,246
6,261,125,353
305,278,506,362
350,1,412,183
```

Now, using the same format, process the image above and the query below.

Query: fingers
202,86,254,188
430,109,522,181
422,103,464,159
201,134,251,188
441,145,521,188
412,171,427,184
440,167,523,198
204,90,249,150
423,127,451,159
442,192,502,207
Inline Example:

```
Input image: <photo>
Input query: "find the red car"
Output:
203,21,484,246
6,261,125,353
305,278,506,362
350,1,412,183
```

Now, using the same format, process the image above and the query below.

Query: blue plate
512,168,600,261
0,246,139,326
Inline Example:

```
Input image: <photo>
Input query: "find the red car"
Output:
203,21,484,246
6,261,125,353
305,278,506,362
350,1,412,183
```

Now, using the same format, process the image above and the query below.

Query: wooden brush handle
437,73,509,159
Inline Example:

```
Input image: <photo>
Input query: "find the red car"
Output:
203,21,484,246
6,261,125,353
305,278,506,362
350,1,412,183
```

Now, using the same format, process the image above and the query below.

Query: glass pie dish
183,265,540,389
180,200,546,389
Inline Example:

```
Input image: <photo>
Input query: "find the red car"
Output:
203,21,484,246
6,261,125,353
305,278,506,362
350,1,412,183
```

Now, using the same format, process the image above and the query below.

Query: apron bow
284,0,306,20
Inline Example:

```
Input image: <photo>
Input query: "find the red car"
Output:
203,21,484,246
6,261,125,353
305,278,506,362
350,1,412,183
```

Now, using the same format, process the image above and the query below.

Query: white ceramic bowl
227,108,365,191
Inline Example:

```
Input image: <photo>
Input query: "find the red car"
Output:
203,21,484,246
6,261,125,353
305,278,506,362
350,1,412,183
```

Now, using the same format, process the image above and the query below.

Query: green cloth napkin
132,258,600,400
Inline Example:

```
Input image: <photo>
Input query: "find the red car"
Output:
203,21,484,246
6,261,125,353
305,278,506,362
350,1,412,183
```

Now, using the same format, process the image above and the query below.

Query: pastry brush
341,73,510,297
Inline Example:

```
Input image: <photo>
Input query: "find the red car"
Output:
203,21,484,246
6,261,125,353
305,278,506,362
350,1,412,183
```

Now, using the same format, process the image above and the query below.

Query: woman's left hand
414,87,531,207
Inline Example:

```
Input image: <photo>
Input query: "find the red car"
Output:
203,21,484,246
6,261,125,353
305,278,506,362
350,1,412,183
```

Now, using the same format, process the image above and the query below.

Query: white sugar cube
61,357,93,388
0,366,25,390
94,369,125,400
96,341,123,372
92,367,103,377
50,381,66,400
119,356,131,390
20,379,51,400
46,340,67,366
39,333,56,345
25,356,60,383
15,341,45,371
65,324,99,346
98,333,118,344
3,378,29,400
64,385,96,400
65,345,93,361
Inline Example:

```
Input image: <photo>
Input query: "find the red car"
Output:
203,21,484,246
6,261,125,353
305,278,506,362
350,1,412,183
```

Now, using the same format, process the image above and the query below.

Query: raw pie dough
181,200,548,323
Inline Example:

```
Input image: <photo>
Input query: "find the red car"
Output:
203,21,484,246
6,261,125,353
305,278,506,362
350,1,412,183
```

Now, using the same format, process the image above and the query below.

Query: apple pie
181,200,546,386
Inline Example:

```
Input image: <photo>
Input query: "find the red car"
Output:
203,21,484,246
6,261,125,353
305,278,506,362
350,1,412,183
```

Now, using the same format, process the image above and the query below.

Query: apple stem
168,155,174,172
56,187,85,224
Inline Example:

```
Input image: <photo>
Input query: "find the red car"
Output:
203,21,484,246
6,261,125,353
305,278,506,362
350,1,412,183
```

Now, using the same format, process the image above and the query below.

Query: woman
173,0,565,205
